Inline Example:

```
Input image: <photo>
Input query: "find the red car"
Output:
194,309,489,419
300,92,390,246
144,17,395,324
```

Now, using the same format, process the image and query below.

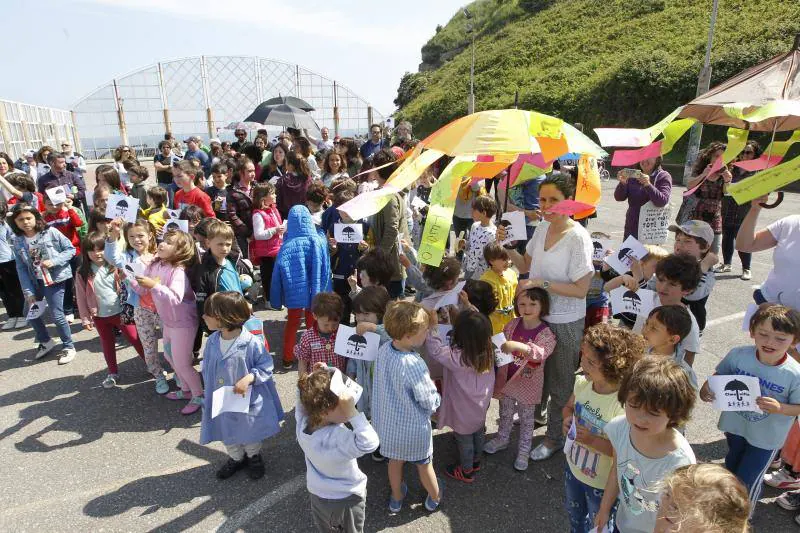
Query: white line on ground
215,474,305,533
705,311,746,329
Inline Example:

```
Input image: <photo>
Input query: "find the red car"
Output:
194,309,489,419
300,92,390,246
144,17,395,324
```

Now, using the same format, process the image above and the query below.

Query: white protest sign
46,186,67,205
637,201,672,245
334,325,380,361
564,417,577,455
106,193,139,223
609,287,656,317
333,223,364,244
437,324,453,341
708,375,762,413
591,238,611,262
163,219,189,234
411,195,428,209
122,260,146,280
211,386,251,418
742,303,758,332
329,367,363,404
604,235,648,274
167,208,181,219
495,348,514,367
26,300,47,320
500,211,527,245
491,332,507,348
85,189,94,207
434,281,466,309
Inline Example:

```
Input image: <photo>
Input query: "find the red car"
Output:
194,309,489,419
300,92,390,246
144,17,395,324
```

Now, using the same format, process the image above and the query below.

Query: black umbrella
243,103,321,138
261,96,315,112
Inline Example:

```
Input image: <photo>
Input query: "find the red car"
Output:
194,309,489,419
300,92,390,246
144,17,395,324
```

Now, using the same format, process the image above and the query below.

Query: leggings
163,325,202,397
283,308,315,364
93,314,145,375
0,260,25,318
259,256,276,304
721,224,752,269
497,396,537,458
133,306,163,377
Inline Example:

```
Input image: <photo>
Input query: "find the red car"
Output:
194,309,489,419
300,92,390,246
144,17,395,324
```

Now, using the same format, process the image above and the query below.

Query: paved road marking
705,311,746,329
215,474,305,533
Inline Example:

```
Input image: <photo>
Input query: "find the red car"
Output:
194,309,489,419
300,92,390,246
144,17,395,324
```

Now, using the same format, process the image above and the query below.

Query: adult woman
336,137,362,178
320,151,348,187
208,138,223,165
717,140,760,279
34,146,54,178
254,134,270,167
498,174,594,461
241,144,264,182
275,151,312,220
293,136,320,179
265,144,287,180
112,145,136,186
686,142,729,254
226,158,256,257
613,155,672,240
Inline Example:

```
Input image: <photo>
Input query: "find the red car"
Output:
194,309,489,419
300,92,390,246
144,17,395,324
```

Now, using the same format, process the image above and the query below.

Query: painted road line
705,311,746,329
216,474,305,533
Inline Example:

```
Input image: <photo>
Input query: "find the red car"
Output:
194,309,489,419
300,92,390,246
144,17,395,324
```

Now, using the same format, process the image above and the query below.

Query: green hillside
396,0,800,138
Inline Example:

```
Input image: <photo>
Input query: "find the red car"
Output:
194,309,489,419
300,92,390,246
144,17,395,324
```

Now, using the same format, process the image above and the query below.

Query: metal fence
72,55,387,160
0,99,77,161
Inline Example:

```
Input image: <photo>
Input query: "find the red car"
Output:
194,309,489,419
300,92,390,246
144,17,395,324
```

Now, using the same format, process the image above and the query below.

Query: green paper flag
728,155,800,205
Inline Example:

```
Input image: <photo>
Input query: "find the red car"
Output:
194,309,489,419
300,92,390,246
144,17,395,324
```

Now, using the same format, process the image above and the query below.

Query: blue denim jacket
0,222,15,263
13,227,76,296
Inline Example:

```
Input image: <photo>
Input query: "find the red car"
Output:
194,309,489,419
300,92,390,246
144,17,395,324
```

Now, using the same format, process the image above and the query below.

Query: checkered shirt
294,327,347,373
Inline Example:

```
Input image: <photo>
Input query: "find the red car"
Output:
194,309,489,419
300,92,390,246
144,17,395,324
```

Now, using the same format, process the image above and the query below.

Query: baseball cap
209,138,221,145
668,220,714,245
184,135,201,143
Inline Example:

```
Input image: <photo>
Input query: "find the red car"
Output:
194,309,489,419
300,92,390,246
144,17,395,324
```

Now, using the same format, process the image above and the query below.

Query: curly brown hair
582,323,645,385
692,141,726,176
298,368,339,430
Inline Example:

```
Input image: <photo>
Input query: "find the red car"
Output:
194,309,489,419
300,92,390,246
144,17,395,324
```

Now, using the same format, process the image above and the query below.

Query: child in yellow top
142,186,170,234
480,242,518,335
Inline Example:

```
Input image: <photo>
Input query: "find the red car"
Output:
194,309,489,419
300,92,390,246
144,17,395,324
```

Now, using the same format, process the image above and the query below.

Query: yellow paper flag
574,155,601,219
728,155,800,205
660,118,696,155
722,128,749,164
529,112,564,139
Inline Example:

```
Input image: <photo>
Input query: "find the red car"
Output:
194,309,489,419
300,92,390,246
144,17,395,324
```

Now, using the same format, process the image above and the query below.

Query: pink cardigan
74,270,122,327
131,260,198,329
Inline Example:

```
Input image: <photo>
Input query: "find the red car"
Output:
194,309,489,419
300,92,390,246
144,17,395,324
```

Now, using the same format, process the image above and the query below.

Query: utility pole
464,8,475,114
682,0,719,184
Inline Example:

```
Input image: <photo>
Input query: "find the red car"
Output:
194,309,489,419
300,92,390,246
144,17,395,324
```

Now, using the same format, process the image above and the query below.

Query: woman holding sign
497,174,594,462
614,155,672,240
686,142,730,254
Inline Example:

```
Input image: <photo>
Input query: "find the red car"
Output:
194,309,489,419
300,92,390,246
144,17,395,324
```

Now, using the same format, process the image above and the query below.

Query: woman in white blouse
498,174,594,461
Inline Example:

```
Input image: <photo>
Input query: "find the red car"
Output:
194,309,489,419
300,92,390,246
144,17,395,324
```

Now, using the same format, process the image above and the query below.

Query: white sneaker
764,469,800,489
65,314,75,323
58,348,76,365
14,317,28,328
102,374,119,388
741,269,752,280
2,320,15,331
483,438,510,454
34,339,56,360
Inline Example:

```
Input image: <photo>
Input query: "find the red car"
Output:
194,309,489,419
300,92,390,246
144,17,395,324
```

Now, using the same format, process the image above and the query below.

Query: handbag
675,176,704,225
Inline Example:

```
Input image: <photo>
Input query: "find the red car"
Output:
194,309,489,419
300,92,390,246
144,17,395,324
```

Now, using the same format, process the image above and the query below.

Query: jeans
27,279,74,350
725,432,777,513
454,427,485,471
564,465,611,533
163,181,178,209
62,255,80,316
722,224,751,269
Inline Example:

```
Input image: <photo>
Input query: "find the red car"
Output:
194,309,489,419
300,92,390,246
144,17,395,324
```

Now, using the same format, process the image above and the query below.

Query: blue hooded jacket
270,205,331,310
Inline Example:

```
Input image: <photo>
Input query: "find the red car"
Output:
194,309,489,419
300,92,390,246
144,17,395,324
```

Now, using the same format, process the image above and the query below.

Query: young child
295,292,345,375
249,182,284,307
655,464,750,533
0,200,26,329
92,183,111,213
270,204,331,369
143,186,169,234
651,254,702,367
132,229,201,414
372,301,442,513
461,279,499,317
603,244,668,330
669,220,717,334
425,309,495,483
480,242,519,335
595,358,697,533
206,162,230,221
104,217,167,393
179,204,204,236
347,247,392,301
306,181,328,230
327,199,372,324
75,231,146,388
200,291,284,480
699,303,800,512
44,193,83,322
173,160,214,218
296,364,380,533
642,305,698,390
11,203,77,363
127,165,149,209
485,287,556,471
346,286,391,420
562,323,645,533
461,195,497,280
409,169,434,248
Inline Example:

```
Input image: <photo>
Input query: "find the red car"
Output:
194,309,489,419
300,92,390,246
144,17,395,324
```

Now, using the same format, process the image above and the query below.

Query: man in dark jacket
371,149,408,299
37,153,86,212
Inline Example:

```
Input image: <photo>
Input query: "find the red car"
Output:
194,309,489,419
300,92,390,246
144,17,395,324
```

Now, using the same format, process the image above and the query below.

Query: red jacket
45,207,83,253
174,187,215,218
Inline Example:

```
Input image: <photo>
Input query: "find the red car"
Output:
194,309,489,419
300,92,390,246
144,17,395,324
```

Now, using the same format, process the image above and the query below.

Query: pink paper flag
611,141,663,167
509,153,551,185
733,154,783,172
547,199,595,216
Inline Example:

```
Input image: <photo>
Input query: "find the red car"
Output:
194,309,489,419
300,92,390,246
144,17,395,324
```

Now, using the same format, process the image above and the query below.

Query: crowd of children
3,137,800,533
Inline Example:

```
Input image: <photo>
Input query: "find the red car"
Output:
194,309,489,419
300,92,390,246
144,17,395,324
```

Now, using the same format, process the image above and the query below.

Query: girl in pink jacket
133,229,201,414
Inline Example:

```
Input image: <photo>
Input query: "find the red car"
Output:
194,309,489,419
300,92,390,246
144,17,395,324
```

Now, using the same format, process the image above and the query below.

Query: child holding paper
603,244,667,330
669,220,718,334
75,231,145,388
485,287,555,472
562,323,645,533
699,303,800,513
371,301,442,513
461,195,497,280
44,192,83,322
200,291,284,481
249,183,283,307
295,292,346,375
425,309,495,484
296,363,379,533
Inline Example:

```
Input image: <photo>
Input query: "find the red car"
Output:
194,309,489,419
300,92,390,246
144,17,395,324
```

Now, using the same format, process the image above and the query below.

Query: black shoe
216,457,247,479
247,454,265,479
372,449,387,462
282,360,294,370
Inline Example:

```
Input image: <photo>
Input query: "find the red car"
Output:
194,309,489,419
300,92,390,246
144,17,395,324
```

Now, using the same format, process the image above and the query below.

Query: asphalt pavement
0,180,797,532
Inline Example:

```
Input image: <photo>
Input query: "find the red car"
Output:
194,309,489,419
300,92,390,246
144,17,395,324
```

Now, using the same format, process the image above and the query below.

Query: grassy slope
399,0,800,139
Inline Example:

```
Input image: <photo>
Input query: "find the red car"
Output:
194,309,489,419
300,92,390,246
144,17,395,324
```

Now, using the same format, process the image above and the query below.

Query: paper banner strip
611,140,663,167
733,154,784,171
547,199,595,216
660,118,697,155
594,107,684,147
574,155,601,219
723,100,800,124
727,153,800,205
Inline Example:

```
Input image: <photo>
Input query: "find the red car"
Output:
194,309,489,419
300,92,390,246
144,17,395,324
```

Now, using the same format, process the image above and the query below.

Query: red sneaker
445,464,474,484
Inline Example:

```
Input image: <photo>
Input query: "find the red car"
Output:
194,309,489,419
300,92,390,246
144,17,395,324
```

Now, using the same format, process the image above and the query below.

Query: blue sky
2,0,467,116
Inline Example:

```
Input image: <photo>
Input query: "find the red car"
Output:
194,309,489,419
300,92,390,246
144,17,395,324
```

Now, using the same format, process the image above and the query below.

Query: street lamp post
682,0,719,184
464,8,475,114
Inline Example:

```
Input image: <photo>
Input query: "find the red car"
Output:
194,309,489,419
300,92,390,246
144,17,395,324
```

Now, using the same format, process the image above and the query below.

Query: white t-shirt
762,215,800,310
525,221,594,324
218,336,237,356
683,269,715,302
